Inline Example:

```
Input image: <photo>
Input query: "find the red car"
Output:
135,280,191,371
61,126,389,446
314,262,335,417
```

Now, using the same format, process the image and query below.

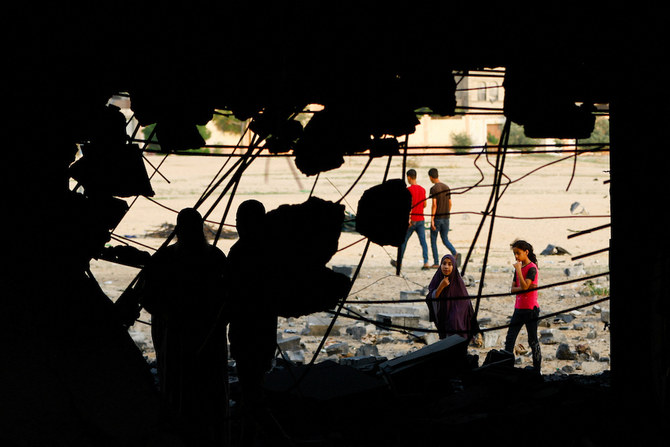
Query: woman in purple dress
426,254,478,341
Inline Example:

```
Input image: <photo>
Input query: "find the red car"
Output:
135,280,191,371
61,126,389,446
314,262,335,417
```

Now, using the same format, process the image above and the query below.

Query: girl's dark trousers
504,307,542,370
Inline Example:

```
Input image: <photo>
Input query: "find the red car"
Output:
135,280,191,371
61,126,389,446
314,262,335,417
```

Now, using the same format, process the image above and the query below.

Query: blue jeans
398,221,429,265
430,218,457,265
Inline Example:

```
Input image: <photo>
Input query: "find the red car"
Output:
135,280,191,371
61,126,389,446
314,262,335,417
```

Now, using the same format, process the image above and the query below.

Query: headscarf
426,254,477,339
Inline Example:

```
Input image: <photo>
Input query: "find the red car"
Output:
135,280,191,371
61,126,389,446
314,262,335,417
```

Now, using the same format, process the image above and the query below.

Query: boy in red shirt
391,169,431,270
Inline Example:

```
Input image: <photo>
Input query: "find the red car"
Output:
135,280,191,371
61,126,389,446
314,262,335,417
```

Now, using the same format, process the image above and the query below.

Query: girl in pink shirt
503,240,542,372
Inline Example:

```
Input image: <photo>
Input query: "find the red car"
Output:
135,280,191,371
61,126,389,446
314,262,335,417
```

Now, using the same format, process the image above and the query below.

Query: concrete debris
354,344,380,357
364,304,429,320
331,264,355,279
601,309,610,324
556,343,578,360
378,336,469,393
554,313,575,324
339,355,387,370
411,331,440,345
264,359,387,403
541,244,571,255
325,342,349,356
483,332,499,349
284,350,306,364
305,314,341,336
561,364,576,374
345,325,367,340
376,313,420,329
564,262,587,277
481,348,514,367
277,335,302,352
570,202,588,215
399,289,428,301
540,329,567,345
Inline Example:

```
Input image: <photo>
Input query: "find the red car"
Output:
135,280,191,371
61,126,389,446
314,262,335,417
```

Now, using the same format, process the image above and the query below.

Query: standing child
504,240,542,372
426,254,478,341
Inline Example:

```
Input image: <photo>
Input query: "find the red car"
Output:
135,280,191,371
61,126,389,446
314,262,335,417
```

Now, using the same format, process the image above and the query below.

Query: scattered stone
360,333,378,345
540,329,565,344
464,275,476,287
365,304,429,321
332,264,355,278
561,364,575,374
355,344,380,357
277,335,302,352
570,202,587,215
601,309,610,324
345,325,367,340
376,313,420,329
325,342,349,356
577,352,590,361
306,314,341,336
339,355,384,369
572,323,585,331
586,329,598,340
399,289,428,301
541,244,571,256
413,331,440,345
564,263,587,277
556,343,577,360
284,350,306,364
483,332,499,349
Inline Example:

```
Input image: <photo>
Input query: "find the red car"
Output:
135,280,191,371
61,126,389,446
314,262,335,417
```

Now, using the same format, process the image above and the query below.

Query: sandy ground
89,147,612,376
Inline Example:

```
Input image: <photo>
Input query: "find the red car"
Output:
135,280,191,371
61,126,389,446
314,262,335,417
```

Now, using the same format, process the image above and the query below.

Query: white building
411,69,506,149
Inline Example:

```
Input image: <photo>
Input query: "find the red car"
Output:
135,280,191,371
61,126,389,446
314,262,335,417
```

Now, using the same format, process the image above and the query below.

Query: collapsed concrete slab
399,289,428,301
365,304,430,321
376,313,421,329
304,314,341,336
378,335,469,393
264,360,388,403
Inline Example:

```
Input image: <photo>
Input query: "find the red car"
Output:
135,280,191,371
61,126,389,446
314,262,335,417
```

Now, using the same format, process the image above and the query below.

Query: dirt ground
89,147,611,376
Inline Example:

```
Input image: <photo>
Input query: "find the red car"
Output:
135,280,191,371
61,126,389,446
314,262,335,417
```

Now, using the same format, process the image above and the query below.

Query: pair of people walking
392,168,459,270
